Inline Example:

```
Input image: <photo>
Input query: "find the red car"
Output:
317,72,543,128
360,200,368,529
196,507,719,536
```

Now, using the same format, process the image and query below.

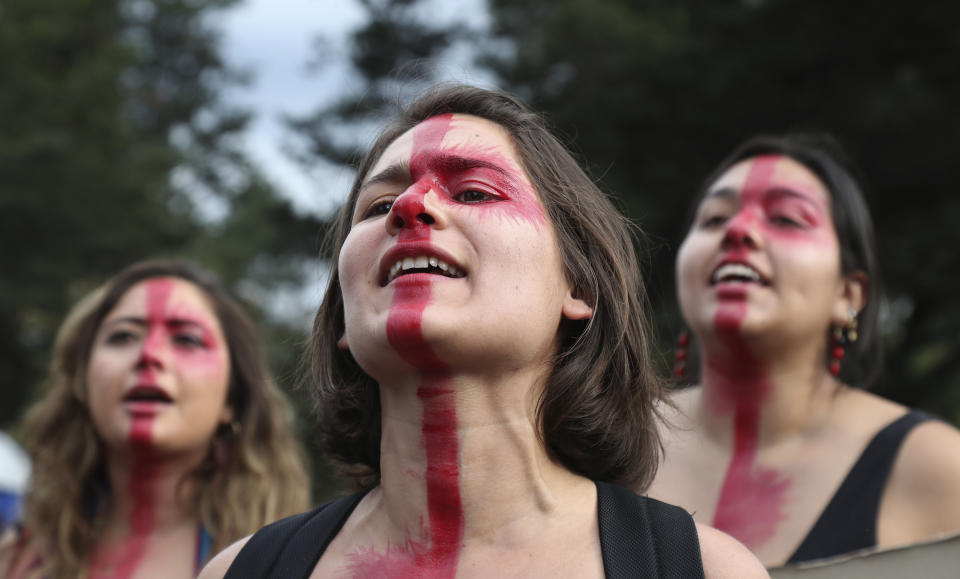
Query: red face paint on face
339,114,572,575
346,115,463,578
83,277,230,577
128,279,175,445
693,157,812,549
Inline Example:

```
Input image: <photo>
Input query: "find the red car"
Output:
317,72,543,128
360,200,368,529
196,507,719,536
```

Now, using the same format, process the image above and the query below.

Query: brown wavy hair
15,259,310,577
308,84,666,491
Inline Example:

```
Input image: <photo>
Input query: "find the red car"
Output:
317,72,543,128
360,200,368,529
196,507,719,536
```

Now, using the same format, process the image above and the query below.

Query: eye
106,330,139,346
700,213,729,228
454,189,499,204
770,214,803,228
172,332,207,349
359,199,394,221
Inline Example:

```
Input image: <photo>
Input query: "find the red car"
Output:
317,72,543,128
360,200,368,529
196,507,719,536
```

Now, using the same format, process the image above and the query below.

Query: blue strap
196,524,214,570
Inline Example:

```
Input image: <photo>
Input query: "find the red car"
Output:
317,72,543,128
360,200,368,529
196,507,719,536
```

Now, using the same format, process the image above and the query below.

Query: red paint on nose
131,279,175,445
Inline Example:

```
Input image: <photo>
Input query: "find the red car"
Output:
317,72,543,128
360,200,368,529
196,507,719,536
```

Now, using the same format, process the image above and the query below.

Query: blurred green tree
294,0,960,424
481,0,960,420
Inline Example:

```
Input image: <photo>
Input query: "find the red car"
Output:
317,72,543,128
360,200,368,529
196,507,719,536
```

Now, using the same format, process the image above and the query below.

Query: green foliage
480,0,960,417
287,0,470,169
296,0,960,425
0,0,326,443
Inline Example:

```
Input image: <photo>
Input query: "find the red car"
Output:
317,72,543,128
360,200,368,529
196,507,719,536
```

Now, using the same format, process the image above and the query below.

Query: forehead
708,154,831,204
108,277,218,320
366,114,525,180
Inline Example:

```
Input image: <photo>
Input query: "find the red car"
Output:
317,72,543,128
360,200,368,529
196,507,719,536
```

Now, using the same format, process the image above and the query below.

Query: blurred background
3,0,959,501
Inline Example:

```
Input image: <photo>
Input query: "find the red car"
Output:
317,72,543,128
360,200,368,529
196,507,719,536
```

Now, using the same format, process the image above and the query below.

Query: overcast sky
219,0,494,219
220,0,365,219
217,0,493,325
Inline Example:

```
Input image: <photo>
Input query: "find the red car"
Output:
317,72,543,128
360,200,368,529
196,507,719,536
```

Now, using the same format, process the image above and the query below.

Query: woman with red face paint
0,259,310,578
200,85,766,579
649,133,960,567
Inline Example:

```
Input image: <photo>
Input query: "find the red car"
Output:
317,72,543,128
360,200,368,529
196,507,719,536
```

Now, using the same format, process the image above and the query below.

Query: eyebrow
764,187,825,208
704,187,738,201
360,154,510,193
106,316,207,329
705,185,824,208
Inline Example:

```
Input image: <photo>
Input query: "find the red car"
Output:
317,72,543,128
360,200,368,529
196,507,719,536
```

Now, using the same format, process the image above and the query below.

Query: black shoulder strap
787,410,933,563
597,481,705,579
224,491,366,579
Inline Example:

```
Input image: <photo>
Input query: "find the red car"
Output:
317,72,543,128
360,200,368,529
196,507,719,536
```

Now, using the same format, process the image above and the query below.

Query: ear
832,270,867,326
562,290,594,321
337,332,350,352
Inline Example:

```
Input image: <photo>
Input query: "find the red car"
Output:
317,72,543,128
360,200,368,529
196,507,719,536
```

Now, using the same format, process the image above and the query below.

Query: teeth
388,256,462,282
713,263,761,283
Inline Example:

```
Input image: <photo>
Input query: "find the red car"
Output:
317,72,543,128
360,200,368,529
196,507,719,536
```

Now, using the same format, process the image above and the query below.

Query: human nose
721,208,761,250
136,328,167,372
385,185,447,236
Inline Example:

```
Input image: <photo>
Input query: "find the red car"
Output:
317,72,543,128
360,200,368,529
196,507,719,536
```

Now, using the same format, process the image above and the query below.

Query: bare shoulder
197,535,251,579
696,523,770,579
891,417,960,498
881,416,960,541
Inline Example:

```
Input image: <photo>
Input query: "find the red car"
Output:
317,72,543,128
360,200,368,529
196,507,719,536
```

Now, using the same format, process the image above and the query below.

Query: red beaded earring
674,331,689,378
829,309,859,377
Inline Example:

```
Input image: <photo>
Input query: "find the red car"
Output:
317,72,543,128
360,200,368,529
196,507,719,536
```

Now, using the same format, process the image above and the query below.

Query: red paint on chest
354,114,462,577
88,455,161,578
710,388,790,549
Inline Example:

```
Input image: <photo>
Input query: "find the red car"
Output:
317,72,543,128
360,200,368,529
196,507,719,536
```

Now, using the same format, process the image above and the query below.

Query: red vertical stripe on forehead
413,114,455,154
145,278,175,326
741,154,781,203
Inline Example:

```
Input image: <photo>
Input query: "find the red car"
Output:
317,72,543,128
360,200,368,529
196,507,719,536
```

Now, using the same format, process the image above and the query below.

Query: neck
697,330,838,441
102,446,204,534
375,367,590,546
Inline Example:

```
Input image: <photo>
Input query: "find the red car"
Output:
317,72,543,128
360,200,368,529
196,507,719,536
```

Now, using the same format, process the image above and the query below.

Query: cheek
85,350,120,404
84,357,116,433
675,237,703,286
338,230,376,294
179,347,230,387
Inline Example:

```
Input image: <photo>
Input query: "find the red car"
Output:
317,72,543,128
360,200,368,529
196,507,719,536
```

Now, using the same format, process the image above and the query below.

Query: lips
379,244,466,286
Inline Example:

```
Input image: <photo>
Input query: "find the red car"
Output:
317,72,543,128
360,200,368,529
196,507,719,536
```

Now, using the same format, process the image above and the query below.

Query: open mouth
711,263,768,285
123,385,173,404
386,255,466,284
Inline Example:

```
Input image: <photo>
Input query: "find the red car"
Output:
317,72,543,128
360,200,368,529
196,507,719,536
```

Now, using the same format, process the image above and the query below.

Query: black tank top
787,410,932,563
224,481,705,578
